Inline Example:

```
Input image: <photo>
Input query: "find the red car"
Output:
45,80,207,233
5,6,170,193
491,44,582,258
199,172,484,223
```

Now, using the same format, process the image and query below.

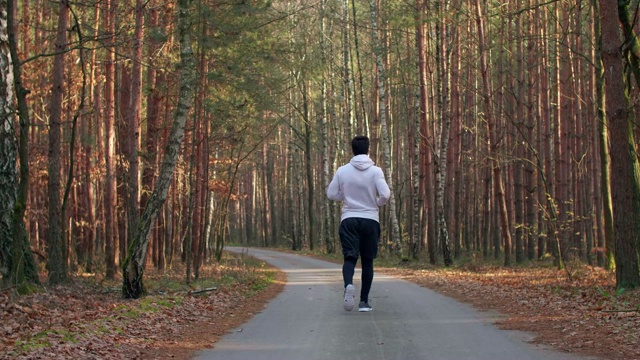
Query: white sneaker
343,284,356,311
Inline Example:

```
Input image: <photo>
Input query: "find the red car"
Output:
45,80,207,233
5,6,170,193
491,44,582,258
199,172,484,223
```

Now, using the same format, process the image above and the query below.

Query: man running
326,135,390,312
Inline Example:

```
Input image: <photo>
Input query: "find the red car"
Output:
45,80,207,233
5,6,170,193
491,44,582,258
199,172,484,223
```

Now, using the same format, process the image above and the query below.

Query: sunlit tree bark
592,0,614,270
368,0,401,253
123,0,195,298
103,0,117,279
599,0,640,289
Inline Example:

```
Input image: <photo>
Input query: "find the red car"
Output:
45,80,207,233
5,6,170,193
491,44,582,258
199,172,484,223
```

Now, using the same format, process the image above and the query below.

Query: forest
1,0,640,299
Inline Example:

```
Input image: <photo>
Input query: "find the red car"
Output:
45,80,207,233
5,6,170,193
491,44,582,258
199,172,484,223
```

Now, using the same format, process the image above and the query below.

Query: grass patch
246,270,276,293
139,297,175,312
14,329,78,353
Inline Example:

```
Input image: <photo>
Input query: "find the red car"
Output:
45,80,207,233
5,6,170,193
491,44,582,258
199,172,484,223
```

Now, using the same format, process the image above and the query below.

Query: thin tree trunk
142,4,160,266
83,5,100,273
592,0,614,269
122,0,196,298
474,0,512,266
103,0,117,279
434,0,452,266
368,0,402,253
267,141,277,247
525,0,537,261
514,2,525,264
195,63,209,278
47,0,70,285
412,5,423,257
553,2,572,268
351,0,368,135
320,0,333,254
288,131,298,250
341,0,354,132
448,12,462,258
60,7,85,277
417,0,436,263
302,82,315,251
184,112,198,283
572,1,585,262
261,142,272,247
125,0,144,262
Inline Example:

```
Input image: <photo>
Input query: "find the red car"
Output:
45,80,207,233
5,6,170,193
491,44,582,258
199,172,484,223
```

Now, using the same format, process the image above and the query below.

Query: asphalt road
194,248,594,360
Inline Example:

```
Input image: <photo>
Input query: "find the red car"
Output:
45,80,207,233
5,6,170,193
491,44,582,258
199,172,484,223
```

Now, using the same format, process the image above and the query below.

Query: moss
15,283,37,295
14,329,78,352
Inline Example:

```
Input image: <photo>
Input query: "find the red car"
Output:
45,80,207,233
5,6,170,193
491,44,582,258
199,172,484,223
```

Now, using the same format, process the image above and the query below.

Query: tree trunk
184,113,198,283
341,0,354,132
557,2,573,267
124,0,144,263
194,63,209,278
411,4,423,258
103,0,118,279
416,0,436,263
514,2,525,264
474,0,512,266
302,83,315,251
592,0,614,269
82,5,100,273
261,142,272,247
288,131,299,250
525,1,537,261
142,5,160,267
351,0,368,135
448,11,462,258
0,0,19,285
320,0,333,254
598,0,640,289
434,0,452,266
368,0,402,253
47,0,70,285
122,0,196,298
4,0,38,288
60,10,85,276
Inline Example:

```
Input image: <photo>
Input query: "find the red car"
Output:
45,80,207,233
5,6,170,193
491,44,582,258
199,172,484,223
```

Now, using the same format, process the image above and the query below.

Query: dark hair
351,135,369,155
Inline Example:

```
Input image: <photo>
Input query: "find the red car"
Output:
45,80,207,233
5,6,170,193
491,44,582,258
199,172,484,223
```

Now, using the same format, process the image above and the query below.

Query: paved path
194,248,594,360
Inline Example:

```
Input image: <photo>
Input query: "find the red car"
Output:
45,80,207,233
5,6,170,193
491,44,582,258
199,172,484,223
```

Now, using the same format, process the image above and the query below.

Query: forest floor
1,250,639,359
0,252,285,360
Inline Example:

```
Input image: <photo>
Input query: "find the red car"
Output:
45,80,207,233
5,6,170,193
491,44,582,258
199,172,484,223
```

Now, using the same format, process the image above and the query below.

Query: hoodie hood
350,154,374,171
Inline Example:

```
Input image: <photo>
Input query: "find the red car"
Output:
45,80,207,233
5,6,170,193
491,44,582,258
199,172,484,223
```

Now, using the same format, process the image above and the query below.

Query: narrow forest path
194,248,596,360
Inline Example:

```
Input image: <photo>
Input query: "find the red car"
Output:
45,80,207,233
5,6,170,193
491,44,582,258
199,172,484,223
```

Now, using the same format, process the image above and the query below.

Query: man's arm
375,168,391,206
326,171,344,201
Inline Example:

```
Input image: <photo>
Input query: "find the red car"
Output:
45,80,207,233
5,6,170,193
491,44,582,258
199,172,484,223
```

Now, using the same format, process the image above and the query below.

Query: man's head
351,135,369,156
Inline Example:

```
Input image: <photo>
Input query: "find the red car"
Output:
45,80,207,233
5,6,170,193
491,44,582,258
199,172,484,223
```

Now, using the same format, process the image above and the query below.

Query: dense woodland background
1,0,640,297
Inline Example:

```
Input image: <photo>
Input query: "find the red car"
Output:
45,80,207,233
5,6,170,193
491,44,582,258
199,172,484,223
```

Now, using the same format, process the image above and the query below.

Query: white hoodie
326,154,391,222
